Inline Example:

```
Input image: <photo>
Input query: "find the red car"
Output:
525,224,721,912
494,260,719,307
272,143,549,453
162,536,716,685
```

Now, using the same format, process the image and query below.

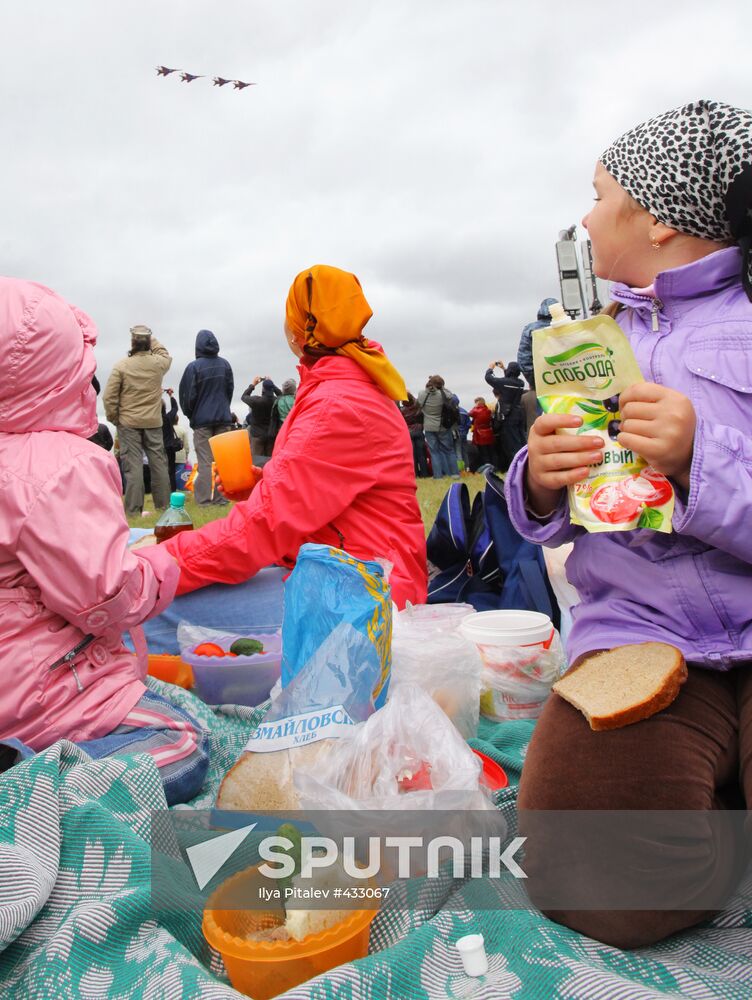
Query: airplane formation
156,67,256,90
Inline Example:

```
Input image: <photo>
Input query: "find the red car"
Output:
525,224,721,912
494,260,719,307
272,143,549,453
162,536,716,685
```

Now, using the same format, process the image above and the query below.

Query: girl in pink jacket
0,278,207,804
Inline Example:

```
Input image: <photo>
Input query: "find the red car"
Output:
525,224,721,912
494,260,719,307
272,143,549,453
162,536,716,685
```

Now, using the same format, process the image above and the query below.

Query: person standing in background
485,360,526,469
516,297,558,391
454,398,471,471
267,378,297,450
103,325,171,515
179,329,234,506
399,392,429,478
242,376,281,459
469,396,496,470
173,416,189,465
417,375,460,479
161,388,180,491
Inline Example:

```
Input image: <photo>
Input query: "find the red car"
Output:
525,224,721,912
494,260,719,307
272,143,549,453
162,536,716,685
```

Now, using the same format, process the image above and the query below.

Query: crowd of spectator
398,297,554,479
93,325,298,514
90,296,556,508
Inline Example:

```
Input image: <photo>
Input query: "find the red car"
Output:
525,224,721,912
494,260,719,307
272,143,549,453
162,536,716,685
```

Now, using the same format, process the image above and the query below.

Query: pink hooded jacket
0,278,179,750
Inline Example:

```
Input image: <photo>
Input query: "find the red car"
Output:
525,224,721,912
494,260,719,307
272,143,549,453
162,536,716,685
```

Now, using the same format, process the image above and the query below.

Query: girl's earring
651,239,661,250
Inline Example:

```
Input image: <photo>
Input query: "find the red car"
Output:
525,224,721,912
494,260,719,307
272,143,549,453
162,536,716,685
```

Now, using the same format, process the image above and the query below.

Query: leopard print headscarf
600,99,752,300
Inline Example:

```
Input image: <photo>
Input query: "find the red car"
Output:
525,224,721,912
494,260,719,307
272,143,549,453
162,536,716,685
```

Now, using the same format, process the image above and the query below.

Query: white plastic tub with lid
459,610,565,721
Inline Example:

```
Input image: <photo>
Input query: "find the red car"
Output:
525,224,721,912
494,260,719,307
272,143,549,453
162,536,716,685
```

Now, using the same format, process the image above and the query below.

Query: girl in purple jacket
505,100,752,948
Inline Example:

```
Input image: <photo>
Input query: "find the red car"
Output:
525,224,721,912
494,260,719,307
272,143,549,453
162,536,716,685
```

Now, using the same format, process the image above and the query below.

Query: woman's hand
617,383,695,490
526,413,604,515
214,467,262,503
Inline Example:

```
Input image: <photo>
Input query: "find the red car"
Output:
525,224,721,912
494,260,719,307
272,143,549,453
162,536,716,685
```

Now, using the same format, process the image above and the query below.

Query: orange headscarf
285,265,407,401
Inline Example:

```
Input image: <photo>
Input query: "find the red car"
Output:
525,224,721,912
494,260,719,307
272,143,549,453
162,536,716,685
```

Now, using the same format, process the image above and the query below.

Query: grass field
126,473,489,537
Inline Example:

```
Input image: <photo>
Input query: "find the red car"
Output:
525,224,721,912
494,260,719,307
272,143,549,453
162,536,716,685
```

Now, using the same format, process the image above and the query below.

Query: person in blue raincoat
516,297,558,391
178,329,234,505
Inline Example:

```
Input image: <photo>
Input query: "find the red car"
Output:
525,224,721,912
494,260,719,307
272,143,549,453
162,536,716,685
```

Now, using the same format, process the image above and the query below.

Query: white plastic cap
459,609,553,647
548,302,569,326
455,933,489,977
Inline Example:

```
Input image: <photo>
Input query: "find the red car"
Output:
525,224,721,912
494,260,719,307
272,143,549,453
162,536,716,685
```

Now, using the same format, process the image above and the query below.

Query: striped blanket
1,679,751,998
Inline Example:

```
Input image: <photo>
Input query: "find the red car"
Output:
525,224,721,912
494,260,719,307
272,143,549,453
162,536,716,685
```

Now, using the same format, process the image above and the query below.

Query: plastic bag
479,631,566,721
390,626,481,739
176,622,282,707
177,622,281,666
393,602,476,636
262,622,379,729
217,624,385,814
281,544,392,708
294,684,491,812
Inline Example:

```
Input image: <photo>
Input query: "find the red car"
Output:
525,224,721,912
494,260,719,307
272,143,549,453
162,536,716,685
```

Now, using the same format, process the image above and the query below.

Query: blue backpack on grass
426,469,560,627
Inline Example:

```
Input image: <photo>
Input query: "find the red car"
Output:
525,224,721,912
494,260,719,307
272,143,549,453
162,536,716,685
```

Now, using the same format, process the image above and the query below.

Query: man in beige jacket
103,325,172,515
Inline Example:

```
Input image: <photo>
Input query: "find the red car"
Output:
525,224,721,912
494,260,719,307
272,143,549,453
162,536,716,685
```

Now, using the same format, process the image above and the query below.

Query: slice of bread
216,741,334,813
552,642,687,731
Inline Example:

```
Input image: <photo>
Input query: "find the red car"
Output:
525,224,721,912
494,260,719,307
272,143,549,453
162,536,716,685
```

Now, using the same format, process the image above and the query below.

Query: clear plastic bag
176,622,282,707
389,628,482,739
393,602,476,636
264,622,379,727
217,624,384,814
294,684,492,812
479,631,567,721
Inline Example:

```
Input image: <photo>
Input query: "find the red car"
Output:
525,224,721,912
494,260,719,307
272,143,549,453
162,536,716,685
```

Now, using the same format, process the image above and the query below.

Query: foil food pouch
533,303,674,533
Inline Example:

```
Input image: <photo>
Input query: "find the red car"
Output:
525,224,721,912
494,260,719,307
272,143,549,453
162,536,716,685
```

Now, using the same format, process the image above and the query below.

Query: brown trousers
518,660,752,948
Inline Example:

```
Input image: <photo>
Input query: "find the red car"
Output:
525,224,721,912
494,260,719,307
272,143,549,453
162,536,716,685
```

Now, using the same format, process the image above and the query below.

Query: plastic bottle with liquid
155,491,193,543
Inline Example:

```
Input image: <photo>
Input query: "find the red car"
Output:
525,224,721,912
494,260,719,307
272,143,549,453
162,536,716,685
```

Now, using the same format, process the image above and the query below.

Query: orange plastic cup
209,429,256,495
203,867,377,1000
147,654,194,689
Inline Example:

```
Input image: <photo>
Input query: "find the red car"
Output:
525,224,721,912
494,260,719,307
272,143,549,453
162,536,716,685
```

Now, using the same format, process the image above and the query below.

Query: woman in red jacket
142,266,428,652
469,396,496,470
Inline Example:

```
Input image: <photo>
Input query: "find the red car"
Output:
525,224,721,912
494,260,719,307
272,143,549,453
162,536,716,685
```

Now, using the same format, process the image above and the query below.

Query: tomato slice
192,642,227,657
590,483,642,525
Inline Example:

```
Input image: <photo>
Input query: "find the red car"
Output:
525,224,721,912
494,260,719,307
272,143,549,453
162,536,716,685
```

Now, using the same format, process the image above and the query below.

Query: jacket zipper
651,298,663,332
48,633,94,693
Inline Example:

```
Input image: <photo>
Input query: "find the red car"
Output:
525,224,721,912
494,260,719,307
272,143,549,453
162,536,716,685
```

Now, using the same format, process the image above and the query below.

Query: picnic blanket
1,680,751,999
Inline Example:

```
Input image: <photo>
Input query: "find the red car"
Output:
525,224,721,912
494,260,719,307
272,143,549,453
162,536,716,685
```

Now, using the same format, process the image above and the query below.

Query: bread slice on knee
552,642,687,731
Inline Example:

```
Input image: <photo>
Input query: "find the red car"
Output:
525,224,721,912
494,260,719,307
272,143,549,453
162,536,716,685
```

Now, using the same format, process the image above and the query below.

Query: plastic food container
203,867,377,1000
146,654,193,689
182,631,282,707
460,610,565,721
472,749,509,791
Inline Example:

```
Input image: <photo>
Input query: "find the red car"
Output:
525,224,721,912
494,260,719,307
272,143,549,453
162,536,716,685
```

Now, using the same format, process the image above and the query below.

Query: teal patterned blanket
1,680,751,999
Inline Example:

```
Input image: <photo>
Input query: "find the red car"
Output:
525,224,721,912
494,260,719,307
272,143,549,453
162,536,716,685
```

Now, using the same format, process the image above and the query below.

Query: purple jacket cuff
504,447,579,546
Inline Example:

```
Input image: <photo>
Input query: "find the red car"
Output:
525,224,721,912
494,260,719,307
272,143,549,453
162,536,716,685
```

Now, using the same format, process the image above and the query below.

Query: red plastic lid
472,749,509,791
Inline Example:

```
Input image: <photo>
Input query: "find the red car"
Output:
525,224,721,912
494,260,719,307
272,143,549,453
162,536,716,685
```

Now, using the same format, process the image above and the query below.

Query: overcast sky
3,1,751,434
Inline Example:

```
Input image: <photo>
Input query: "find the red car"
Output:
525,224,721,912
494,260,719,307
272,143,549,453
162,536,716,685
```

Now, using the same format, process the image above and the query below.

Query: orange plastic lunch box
203,867,377,999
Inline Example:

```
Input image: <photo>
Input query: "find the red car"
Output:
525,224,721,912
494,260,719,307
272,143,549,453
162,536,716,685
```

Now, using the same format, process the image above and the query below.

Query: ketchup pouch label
533,312,674,533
